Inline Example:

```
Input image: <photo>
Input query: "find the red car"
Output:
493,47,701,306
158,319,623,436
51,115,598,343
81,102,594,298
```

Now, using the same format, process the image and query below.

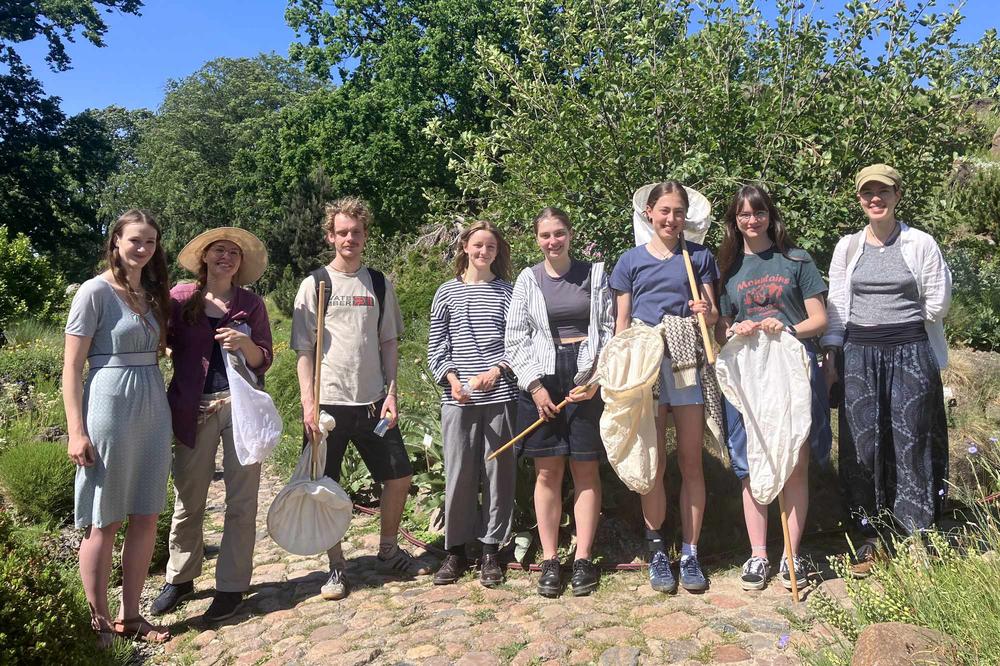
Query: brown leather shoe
480,553,504,588
850,541,882,578
433,553,468,585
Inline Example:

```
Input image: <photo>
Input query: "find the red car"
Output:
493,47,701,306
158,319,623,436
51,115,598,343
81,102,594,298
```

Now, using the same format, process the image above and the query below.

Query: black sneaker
203,591,243,623
779,555,810,590
537,558,561,597
740,556,770,591
149,580,194,616
571,558,599,596
433,553,468,585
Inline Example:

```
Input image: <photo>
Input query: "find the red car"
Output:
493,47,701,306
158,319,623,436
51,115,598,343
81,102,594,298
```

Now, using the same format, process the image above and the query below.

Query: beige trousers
166,400,261,592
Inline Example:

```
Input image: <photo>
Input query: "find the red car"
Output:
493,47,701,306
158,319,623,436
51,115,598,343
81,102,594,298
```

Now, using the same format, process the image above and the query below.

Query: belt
88,351,158,368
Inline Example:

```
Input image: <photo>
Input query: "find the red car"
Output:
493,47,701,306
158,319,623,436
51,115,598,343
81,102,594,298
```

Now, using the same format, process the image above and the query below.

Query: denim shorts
516,341,604,461
724,346,832,480
658,355,705,406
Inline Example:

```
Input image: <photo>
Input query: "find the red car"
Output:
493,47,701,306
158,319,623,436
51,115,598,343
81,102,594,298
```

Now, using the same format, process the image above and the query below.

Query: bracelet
528,379,543,394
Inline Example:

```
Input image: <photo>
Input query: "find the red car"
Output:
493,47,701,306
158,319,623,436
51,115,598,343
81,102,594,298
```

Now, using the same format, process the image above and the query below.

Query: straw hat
178,227,268,286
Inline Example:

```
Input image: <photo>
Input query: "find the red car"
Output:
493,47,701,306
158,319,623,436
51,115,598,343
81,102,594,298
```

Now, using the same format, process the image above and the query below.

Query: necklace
647,240,680,261
867,222,900,254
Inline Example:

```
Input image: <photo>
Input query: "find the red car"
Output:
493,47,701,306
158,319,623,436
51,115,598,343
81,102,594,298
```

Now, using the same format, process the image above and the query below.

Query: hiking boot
479,553,504,588
850,541,883,578
149,580,194,616
571,558,599,596
378,545,432,576
433,553,468,585
679,555,708,592
321,564,350,601
779,555,810,590
648,550,677,594
740,556,770,591
537,558,561,597
203,591,243,623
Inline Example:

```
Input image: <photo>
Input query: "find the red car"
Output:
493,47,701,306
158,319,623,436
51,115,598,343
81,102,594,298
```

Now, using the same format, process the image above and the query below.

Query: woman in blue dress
63,209,174,645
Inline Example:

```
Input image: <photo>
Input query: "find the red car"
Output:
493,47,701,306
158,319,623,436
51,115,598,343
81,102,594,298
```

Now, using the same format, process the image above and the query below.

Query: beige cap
855,163,902,191
178,227,268,286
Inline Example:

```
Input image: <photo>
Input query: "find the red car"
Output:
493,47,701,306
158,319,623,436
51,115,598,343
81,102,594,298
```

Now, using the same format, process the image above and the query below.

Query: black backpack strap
368,267,387,333
311,267,333,309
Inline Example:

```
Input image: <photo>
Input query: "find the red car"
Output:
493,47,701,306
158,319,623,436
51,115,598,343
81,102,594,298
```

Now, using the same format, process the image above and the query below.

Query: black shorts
307,399,414,483
516,341,605,462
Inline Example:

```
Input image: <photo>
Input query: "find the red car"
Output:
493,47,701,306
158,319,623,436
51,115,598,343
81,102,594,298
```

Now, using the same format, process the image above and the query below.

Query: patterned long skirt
838,338,949,538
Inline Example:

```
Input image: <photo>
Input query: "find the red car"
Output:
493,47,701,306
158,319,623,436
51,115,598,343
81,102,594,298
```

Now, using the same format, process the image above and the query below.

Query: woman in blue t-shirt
715,184,832,593
609,180,720,594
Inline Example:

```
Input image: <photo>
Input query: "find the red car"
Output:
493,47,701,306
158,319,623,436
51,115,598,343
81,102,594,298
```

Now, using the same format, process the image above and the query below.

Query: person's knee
126,514,158,530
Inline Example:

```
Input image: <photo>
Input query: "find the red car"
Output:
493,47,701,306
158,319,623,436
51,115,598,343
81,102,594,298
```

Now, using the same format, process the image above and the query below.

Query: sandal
91,616,115,650
113,616,171,644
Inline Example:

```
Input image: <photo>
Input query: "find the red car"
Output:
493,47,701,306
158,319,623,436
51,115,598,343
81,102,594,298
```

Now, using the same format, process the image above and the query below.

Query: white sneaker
321,565,350,600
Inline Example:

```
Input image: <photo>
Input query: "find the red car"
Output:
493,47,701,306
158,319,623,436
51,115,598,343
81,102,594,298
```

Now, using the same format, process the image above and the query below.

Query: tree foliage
433,0,995,268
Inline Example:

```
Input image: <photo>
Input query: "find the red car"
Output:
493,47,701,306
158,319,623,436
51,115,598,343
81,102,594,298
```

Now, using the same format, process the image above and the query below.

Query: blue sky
15,0,1000,116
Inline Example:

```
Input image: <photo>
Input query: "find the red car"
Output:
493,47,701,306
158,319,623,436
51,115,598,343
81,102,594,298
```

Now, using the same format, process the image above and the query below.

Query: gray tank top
533,260,591,339
849,239,923,325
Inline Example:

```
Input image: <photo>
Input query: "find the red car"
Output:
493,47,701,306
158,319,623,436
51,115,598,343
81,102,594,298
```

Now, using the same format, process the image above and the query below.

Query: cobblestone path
145,454,842,665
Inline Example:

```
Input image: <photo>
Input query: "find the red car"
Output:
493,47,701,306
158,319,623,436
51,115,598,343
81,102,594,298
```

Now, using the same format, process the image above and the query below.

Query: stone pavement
144,456,839,665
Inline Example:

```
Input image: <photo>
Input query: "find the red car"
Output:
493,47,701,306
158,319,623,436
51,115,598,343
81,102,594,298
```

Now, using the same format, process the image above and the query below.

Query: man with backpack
291,196,430,601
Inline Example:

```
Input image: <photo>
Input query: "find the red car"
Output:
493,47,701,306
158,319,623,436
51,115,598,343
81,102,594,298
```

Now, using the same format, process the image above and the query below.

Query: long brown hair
717,184,802,281
104,209,171,346
453,220,511,282
645,180,690,211
181,241,243,324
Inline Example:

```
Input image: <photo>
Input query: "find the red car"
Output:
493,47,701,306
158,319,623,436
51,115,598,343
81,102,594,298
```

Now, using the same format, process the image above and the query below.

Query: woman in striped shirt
505,207,615,597
427,220,519,588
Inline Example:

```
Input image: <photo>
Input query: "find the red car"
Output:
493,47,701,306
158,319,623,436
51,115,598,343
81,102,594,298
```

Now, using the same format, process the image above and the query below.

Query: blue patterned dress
66,277,173,528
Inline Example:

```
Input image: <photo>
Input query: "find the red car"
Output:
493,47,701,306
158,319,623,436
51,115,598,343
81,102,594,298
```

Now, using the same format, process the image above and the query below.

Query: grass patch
472,607,496,623
775,605,814,632
497,640,528,663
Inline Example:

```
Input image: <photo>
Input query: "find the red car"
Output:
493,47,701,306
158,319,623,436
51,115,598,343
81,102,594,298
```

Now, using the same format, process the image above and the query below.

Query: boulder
851,622,957,666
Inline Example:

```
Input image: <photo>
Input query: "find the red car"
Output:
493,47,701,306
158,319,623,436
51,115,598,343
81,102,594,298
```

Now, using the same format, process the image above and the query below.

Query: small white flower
422,433,433,448
420,372,428,381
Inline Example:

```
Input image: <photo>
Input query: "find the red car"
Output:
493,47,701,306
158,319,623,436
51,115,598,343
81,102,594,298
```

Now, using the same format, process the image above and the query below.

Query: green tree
0,227,66,336
121,55,321,264
282,0,521,233
434,0,994,268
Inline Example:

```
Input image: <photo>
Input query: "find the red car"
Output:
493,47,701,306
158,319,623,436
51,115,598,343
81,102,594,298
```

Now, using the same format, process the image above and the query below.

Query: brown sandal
113,616,171,644
91,616,115,650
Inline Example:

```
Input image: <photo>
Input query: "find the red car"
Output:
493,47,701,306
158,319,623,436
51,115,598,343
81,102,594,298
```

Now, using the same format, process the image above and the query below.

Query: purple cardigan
167,283,273,448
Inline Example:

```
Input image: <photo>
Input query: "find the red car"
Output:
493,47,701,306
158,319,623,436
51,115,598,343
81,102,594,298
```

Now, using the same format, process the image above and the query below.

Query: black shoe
537,558,561,597
479,553,504,588
149,580,194,616
203,591,243,623
571,558,599,596
433,553,468,585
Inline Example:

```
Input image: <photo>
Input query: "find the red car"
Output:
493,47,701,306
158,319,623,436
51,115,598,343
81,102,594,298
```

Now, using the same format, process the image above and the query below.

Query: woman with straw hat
150,227,274,623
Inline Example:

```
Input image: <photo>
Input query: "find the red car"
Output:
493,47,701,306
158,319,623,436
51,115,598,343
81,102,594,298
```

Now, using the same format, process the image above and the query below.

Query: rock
708,594,749,609
712,644,751,662
639,612,702,640
662,639,699,663
328,647,382,666
600,646,641,666
455,652,502,666
510,640,568,666
586,626,636,644
405,644,440,659
851,622,957,666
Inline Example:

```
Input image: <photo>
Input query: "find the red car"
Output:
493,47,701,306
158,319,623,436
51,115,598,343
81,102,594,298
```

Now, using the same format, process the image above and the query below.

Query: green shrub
0,339,63,393
0,440,75,525
0,513,99,665
270,265,300,317
0,227,67,335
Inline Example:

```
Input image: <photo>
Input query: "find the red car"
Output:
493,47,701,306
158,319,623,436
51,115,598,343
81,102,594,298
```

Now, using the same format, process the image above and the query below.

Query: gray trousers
166,399,261,592
440,401,516,549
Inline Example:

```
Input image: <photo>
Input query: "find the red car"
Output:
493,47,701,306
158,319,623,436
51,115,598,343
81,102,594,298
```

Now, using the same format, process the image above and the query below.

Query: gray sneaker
321,565,350,601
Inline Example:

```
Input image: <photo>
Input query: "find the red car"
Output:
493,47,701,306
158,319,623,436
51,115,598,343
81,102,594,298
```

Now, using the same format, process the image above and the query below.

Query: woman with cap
64,209,173,646
822,164,951,577
150,227,273,622
609,180,720,594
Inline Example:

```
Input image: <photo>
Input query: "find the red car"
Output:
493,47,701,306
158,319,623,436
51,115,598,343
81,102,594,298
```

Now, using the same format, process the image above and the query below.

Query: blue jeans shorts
658,355,704,406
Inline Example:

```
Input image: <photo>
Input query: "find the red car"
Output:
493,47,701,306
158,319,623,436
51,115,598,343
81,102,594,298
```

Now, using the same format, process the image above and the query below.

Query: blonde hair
453,221,511,282
324,196,373,233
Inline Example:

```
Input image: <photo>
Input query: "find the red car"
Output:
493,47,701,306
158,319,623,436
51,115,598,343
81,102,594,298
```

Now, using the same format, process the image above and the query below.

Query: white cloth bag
224,323,283,466
715,331,812,505
267,412,353,555
596,325,664,495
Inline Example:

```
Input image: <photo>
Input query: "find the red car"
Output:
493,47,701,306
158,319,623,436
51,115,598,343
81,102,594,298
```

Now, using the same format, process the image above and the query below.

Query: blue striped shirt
427,278,519,406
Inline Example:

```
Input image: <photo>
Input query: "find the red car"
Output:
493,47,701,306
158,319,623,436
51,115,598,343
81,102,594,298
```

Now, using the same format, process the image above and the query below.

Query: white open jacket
820,222,952,368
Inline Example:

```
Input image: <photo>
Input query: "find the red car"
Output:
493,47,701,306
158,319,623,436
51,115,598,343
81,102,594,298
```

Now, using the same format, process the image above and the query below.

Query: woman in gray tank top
821,164,952,577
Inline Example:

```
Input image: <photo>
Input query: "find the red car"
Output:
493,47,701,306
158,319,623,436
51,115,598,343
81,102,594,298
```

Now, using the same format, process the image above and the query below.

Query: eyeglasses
859,188,895,201
736,211,768,222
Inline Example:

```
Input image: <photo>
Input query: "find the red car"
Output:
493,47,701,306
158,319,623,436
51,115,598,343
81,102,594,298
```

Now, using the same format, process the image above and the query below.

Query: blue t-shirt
609,242,720,326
